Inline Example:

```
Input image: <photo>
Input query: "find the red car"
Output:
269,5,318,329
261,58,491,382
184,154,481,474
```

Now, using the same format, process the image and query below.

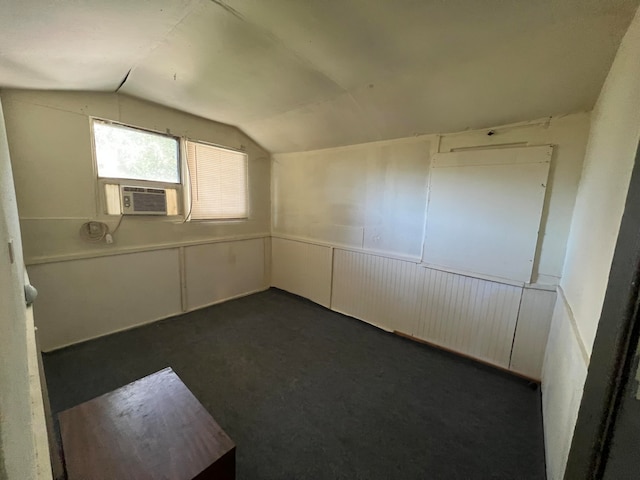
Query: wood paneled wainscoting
28,236,270,352
271,236,556,380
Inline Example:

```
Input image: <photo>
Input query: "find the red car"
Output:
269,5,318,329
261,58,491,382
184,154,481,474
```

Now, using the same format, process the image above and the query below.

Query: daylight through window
93,120,180,183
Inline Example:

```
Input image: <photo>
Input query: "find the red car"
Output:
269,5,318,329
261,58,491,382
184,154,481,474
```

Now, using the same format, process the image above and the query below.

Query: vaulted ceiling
1,0,638,152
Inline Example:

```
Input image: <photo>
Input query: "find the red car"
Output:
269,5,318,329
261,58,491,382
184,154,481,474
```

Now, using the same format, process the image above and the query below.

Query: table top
59,367,235,480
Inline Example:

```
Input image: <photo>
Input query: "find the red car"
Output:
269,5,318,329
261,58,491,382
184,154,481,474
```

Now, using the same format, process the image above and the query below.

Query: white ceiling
1,0,638,152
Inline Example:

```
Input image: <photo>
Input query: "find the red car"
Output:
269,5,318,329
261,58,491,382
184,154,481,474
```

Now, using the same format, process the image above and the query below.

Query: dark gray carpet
44,288,546,480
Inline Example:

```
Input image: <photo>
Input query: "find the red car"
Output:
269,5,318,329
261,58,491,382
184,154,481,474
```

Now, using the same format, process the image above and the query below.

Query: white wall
1,89,271,263
274,113,589,285
542,292,589,480
0,99,51,478
273,137,432,257
272,236,556,377
542,8,640,480
271,239,332,307
184,238,268,311
28,238,269,350
332,247,526,368
272,113,590,379
438,116,590,285
2,90,271,351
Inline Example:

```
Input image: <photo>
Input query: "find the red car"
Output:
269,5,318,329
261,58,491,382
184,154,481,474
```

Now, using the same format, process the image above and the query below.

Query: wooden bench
58,367,235,480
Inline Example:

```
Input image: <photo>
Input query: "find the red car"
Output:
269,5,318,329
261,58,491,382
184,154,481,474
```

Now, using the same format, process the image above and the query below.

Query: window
186,140,248,220
92,119,181,215
91,119,248,221
93,120,180,183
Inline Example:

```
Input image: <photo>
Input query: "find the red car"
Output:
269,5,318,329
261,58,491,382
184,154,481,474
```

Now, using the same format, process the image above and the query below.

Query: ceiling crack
115,69,132,93
209,0,245,21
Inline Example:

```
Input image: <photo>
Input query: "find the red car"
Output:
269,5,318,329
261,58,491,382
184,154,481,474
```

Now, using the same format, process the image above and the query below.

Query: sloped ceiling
1,0,638,152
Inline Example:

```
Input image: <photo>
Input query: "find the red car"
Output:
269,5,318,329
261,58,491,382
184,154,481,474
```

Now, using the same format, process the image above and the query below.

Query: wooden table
58,368,235,480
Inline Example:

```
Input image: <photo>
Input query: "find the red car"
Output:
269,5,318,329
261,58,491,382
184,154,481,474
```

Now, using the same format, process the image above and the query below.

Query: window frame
90,117,249,223
91,117,184,217
184,138,250,223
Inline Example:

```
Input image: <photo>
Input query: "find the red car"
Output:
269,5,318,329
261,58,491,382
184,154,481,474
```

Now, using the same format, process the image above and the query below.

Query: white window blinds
186,141,248,220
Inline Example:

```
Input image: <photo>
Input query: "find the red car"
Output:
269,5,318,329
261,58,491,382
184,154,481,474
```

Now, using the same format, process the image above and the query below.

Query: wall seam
557,285,591,365
25,233,271,266
508,288,526,369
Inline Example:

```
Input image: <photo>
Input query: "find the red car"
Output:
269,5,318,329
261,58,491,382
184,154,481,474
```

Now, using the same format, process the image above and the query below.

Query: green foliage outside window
93,121,179,183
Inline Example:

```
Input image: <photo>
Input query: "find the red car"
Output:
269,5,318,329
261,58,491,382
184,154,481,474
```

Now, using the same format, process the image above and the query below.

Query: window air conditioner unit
120,186,167,215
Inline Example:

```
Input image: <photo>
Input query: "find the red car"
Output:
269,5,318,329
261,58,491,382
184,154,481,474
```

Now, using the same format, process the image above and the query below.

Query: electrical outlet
89,222,101,235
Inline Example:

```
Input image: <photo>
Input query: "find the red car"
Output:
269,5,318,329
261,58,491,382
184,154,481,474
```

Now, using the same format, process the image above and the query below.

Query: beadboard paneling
416,268,523,368
332,249,422,334
184,238,267,311
275,238,560,373
510,287,557,379
271,237,333,307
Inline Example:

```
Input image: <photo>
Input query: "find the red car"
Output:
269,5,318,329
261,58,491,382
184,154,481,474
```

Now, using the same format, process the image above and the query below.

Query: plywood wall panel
542,294,589,480
416,269,522,368
423,146,552,283
28,249,182,351
332,249,422,335
272,137,431,258
510,287,557,380
184,238,266,311
1,91,271,264
271,237,333,307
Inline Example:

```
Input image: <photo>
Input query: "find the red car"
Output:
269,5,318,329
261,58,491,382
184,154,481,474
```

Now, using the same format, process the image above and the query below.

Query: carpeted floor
44,288,547,480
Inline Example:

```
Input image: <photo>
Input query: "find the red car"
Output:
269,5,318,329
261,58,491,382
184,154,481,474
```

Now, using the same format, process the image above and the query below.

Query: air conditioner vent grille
120,185,167,215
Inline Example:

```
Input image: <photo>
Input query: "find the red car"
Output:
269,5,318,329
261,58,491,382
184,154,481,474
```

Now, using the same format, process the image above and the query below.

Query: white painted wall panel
1,97,52,479
272,137,431,258
416,269,522,368
541,12,640,478
274,234,561,377
184,238,266,311
271,237,333,307
542,294,589,480
332,249,422,335
2,91,271,264
274,115,589,288
332,247,523,368
510,287,557,380
439,115,590,285
28,249,182,351
423,146,552,283
560,8,640,357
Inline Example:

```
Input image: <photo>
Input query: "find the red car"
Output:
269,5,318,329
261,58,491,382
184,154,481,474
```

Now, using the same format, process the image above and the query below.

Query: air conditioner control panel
120,186,167,215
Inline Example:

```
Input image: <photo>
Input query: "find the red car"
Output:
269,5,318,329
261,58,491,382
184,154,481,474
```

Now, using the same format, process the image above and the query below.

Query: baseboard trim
42,286,270,353
185,287,270,313
393,331,541,384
